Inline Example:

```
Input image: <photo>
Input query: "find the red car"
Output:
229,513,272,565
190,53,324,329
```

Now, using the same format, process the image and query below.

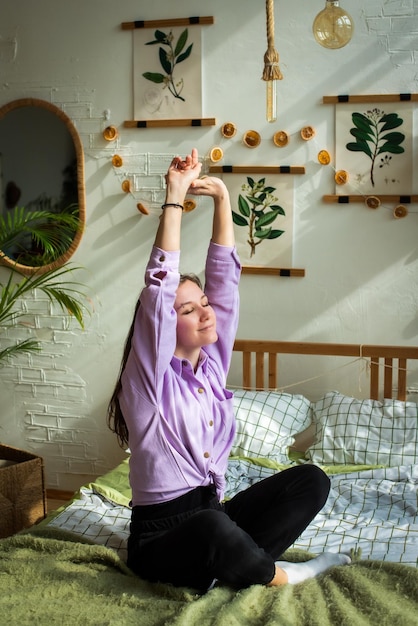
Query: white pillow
231,389,312,463
306,391,418,466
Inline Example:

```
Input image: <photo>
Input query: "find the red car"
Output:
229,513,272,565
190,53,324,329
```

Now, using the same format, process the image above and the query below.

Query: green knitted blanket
1,530,417,626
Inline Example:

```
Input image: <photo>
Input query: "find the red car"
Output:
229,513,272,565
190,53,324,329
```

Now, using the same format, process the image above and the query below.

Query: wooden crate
0,444,46,538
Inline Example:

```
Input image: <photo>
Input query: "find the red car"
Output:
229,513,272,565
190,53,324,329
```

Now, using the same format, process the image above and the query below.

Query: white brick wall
2,1,418,491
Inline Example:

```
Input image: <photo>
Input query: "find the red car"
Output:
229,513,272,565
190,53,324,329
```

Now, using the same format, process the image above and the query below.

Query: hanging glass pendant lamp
313,0,354,49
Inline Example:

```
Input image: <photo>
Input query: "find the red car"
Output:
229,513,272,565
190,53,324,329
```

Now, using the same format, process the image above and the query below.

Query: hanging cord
229,356,412,395
262,0,283,82
228,356,368,393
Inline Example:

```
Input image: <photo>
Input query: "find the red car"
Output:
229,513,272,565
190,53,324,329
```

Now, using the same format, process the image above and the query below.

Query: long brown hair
107,273,203,448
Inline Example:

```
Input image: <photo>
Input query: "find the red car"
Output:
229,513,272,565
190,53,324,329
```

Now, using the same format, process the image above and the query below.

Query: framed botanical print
134,25,202,120
335,102,412,195
207,166,305,276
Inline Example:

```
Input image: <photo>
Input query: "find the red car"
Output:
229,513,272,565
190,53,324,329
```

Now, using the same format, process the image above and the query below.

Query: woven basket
0,444,46,538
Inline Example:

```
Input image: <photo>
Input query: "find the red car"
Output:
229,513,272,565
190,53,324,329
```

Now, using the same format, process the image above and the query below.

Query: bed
1,340,417,625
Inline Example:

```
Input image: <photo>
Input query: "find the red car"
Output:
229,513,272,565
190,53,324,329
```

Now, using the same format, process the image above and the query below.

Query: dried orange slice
183,199,197,212
365,196,381,209
300,126,315,140
273,131,289,147
103,125,118,141
393,204,408,219
136,203,149,215
243,130,261,148
209,147,224,163
318,150,331,165
335,170,349,185
121,180,131,193
221,122,237,138
112,154,123,167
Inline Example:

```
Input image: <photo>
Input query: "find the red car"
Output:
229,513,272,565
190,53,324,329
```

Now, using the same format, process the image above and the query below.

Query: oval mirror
0,98,86,275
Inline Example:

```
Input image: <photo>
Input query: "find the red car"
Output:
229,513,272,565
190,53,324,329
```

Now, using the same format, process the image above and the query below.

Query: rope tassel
262,0,283,82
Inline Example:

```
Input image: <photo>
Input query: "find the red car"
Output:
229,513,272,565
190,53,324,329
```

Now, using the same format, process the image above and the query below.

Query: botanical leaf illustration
232,177,285,257
346,109,405,186
142,29,193,102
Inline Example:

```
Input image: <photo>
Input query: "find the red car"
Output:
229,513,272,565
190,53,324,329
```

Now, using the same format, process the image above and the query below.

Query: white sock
275,552,351,585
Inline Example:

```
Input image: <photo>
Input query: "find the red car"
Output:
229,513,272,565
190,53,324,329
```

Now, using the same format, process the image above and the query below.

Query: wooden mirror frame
0,98,86,275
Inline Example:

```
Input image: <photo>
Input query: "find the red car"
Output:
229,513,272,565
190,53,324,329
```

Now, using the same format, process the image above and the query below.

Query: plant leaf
176,43,193,64
145,30,168,45
155,30,168,42
346,141,373,158
350,127,374,141
238,195,251,217
255,209,281,228
378,143,405,155
269,205,285,216
254,227,272,239
0,339,41,364
267,230,284,239
380,131,405,146
142,72,165,84
380,113,403,131
174,29,188,56
159,47,172,74
249,196,266,207
232,211,248,227
0,205,79,258
352,112,373,133
0,264,89,329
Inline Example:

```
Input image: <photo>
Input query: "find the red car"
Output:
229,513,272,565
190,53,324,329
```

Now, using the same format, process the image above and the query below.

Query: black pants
127,464,330,592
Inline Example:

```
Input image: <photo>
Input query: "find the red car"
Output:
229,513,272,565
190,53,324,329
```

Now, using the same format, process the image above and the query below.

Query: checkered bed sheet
47,462,418,567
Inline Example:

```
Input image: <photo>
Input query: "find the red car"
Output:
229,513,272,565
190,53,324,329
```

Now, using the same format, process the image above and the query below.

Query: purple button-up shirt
119,242,241,506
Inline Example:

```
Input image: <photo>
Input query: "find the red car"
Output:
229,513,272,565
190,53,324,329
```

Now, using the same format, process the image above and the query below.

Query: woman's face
174,279,217,359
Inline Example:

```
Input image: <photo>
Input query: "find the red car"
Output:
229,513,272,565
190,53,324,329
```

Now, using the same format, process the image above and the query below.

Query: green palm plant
0,206,89,364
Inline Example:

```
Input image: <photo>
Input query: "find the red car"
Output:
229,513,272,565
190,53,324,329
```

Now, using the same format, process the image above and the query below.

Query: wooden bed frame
233,340,418,401
47,341,418,502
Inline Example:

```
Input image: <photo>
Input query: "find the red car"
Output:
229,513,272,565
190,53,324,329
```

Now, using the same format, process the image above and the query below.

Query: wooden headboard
232,340,418,401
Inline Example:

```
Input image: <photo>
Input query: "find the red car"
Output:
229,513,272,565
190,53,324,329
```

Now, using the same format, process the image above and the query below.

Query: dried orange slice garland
273,131,289,147
318,150,331,165
243,130,261,148
209,147,224,162
221,122,237,138
335,170,349,185
103,126,118,141
365,196,381,209
300,126,316,140
393,205,408,218
183,199,197,212
136,203,149,215
112,155,123,167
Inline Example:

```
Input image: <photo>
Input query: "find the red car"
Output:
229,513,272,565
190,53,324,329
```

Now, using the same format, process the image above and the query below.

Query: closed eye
179,296,209,315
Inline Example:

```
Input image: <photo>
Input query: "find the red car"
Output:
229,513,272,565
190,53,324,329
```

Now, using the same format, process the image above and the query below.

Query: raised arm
188,176,235,247
154,148,202,251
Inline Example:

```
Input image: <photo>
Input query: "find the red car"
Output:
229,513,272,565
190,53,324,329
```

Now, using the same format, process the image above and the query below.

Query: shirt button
209,420,214,427
159,255,165,262
204,452,210,458
198,387,204,394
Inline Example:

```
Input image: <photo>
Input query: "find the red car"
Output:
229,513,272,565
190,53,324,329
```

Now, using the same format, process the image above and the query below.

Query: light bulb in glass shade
266,80,277,123
313,0,354,49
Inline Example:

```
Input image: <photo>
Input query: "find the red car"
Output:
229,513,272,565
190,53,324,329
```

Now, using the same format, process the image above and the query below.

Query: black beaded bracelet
161,202,184,211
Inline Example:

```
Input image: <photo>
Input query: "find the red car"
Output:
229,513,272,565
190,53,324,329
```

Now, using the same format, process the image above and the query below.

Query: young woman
108,148,350,592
